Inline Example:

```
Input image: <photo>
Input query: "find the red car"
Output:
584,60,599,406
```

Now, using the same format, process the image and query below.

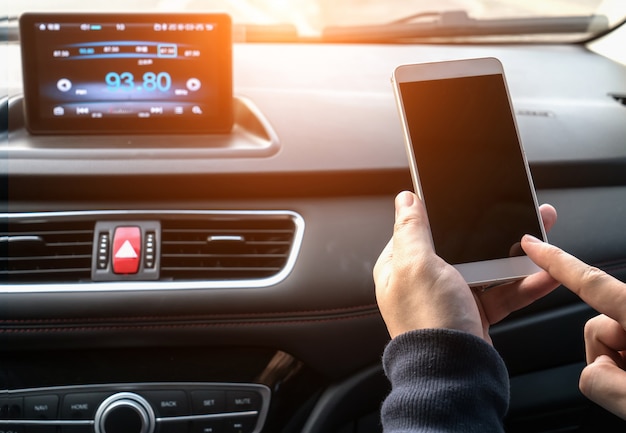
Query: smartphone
392,57,546,287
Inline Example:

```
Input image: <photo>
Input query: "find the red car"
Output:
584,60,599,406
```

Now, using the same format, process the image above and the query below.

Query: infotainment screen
19,13,233,134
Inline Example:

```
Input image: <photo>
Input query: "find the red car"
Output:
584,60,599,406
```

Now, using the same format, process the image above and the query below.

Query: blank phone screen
399,74,543,265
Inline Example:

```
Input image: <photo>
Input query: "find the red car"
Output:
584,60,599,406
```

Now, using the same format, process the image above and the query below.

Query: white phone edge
391,57,547,287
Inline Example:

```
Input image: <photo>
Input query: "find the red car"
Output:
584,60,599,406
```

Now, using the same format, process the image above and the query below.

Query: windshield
6,0,626,42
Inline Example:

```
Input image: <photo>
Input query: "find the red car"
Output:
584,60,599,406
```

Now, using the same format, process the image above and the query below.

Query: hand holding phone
392,57,546,287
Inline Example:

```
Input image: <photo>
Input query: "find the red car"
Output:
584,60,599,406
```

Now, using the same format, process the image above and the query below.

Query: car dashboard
2,17,626,433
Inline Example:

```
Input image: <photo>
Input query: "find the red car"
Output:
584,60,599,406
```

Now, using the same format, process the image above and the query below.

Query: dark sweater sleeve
381,328,509,432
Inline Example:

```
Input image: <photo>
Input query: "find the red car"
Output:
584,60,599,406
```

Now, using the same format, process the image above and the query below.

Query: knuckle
393,213,418,234
579,360,619,401
583,315,604,340
580,361,606,394
579,363,598,397
578,265,608,289
542,245,568,273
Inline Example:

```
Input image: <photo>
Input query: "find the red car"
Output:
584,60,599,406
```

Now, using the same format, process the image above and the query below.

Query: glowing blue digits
142,72,171,92
105,72,171,92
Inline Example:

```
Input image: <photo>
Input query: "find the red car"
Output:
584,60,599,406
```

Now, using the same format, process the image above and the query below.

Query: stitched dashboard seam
0,303,380,325
0,310,382,334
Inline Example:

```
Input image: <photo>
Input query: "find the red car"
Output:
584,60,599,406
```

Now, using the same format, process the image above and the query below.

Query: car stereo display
20,13,233,134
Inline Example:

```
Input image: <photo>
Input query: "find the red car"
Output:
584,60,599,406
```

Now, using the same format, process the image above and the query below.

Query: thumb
392,191,433,257
579,355,626,419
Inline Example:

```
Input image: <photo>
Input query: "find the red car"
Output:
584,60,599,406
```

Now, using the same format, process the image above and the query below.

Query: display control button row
2,383,270,433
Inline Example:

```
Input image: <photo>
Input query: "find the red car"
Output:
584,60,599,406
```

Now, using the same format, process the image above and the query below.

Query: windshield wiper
322,10,609,43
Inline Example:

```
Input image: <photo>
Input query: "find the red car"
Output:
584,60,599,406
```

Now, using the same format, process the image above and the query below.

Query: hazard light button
91,220,160,281
112,226,141,274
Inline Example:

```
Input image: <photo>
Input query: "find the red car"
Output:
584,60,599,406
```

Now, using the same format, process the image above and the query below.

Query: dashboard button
142,391,188,417
186,78,201,92
24,395,58,420
112,226,141,274
1,424,24,433
226,392,260,412
190,391,225,415
191,419,223,433
56,78,72,92
62,393,109,420
1,397,23,420
156,420,189,433
25,427,56,433
61,426,92,433
225,418,255,433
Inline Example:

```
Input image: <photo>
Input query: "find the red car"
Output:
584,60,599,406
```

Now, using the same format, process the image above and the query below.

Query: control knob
94,393,155,433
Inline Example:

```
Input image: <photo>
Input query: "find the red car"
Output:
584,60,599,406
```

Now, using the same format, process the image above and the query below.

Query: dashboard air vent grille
160,215,298,281
0,219,94,283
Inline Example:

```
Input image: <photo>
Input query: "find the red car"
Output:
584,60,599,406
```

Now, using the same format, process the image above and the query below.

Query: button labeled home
112,227,141,274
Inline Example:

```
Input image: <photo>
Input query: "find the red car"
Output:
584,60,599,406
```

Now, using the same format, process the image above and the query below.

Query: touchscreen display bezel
19,13,233,135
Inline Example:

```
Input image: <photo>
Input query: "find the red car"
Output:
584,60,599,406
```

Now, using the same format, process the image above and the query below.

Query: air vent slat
10,230,93,236
5,267,92,276
162,267,282,272
49,240,92,245
162,254,287,258
160,214,298,282
5,254,92,262
0,220,94,283
164,228,292,233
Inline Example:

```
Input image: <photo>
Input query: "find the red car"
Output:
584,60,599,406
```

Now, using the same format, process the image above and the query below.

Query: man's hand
522,236,626,419
373,191,560,343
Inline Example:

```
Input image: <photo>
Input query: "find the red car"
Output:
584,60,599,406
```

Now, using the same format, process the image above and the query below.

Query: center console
1,383,270,433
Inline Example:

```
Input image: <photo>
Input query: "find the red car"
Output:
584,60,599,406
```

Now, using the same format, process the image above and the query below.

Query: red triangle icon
115,240,138,259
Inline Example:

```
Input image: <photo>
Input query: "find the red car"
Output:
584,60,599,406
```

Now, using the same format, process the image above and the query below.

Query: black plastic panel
1,382,270,433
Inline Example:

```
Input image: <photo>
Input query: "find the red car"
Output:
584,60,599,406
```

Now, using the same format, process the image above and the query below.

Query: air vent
0,219,94,283
160,214,298,281
0,210,304,292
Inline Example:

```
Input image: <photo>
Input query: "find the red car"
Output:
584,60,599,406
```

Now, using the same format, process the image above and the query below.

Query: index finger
521,235,626,325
